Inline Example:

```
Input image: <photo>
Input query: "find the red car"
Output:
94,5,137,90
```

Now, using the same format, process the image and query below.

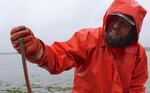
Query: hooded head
102,0,147,47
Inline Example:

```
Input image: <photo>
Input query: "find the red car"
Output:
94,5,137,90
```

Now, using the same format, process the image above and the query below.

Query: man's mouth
109,30,119,39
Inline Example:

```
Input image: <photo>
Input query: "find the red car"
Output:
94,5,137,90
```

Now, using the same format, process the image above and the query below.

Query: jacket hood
102,0,147,40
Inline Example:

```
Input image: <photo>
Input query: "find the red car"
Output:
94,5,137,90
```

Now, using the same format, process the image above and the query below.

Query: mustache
104,30,134,48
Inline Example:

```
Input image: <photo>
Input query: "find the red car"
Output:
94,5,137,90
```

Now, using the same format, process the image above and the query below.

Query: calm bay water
0,53,73,93
0,51,150,93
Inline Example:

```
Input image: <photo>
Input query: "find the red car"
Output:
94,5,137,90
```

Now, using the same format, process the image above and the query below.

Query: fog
0,0,149,52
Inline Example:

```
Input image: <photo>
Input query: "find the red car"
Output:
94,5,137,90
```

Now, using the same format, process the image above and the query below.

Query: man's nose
112,21,120,29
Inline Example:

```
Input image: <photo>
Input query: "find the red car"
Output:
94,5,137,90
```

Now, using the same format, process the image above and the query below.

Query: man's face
104,15,133,47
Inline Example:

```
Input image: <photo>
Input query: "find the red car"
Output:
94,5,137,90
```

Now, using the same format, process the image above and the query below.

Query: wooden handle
18,37,33,93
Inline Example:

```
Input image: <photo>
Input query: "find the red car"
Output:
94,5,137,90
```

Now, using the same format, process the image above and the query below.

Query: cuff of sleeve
25,39,46,63
26,40,56,73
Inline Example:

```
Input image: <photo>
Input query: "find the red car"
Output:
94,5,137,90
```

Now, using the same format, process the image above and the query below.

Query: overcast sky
0,0,149,53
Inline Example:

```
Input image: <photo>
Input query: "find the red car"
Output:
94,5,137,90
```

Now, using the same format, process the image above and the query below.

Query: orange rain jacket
28,0,148,93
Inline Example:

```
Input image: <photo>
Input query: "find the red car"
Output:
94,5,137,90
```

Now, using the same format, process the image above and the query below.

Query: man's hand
10,26,43,58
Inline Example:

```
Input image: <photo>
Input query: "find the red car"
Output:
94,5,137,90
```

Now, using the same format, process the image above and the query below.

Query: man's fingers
15,41,32,53
12,35,33,48
10,26,40,56
11,29,31,41
10,26,27,35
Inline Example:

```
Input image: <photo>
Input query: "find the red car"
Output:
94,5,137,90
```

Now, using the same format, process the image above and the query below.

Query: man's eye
120,21,126,25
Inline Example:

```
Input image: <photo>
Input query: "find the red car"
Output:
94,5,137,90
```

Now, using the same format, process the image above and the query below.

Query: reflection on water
0,52,149,93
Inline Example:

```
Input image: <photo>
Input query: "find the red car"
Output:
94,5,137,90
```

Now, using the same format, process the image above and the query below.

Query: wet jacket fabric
28,0,148,93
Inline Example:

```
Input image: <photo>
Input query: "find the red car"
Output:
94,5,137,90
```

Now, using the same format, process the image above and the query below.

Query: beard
104,28,137,48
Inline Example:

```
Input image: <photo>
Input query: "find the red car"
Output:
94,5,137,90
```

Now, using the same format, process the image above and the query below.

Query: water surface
0,52,149,93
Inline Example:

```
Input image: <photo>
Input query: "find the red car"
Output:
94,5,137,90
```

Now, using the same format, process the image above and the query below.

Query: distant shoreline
0,52,18,54
145,47,150,51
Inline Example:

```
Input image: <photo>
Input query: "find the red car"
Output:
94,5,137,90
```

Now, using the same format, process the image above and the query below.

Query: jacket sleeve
129,46,148,93
27,29,93,74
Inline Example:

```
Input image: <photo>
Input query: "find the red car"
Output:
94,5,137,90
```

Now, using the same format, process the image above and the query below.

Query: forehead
108,15,133,27
108,16,134,31
109,15,128,22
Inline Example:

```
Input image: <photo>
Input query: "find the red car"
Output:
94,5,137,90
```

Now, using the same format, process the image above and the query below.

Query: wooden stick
18,37,32,93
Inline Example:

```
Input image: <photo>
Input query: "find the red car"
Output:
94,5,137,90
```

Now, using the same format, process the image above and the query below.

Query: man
10,0,148,93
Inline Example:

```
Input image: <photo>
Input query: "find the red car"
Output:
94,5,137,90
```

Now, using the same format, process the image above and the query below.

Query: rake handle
18,37,32,93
